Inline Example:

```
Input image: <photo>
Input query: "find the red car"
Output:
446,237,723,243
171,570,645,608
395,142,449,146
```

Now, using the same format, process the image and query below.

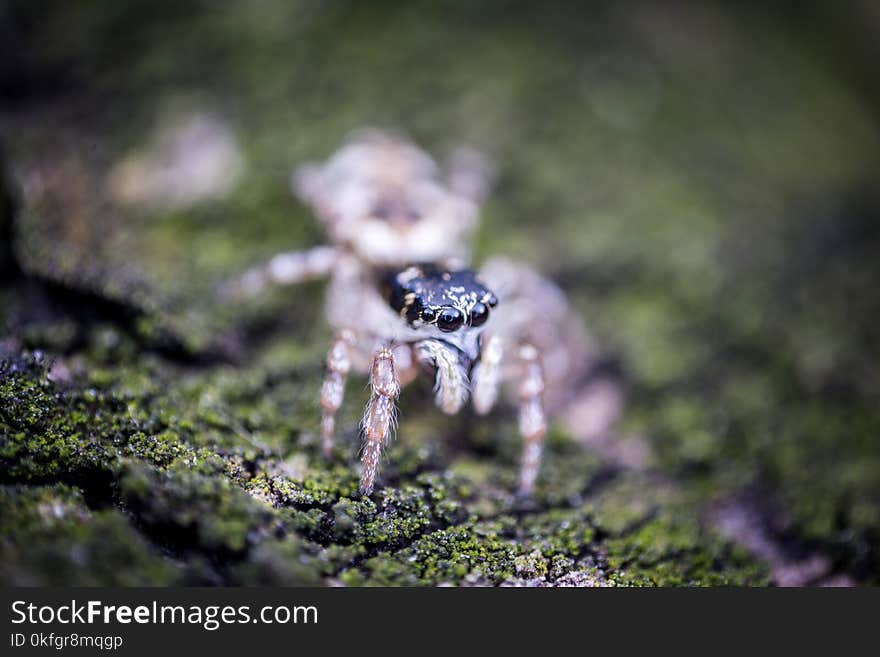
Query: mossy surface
1,0,879,585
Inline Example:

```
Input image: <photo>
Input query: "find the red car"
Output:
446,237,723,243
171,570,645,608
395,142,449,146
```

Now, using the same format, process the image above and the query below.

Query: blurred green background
1,0,878,586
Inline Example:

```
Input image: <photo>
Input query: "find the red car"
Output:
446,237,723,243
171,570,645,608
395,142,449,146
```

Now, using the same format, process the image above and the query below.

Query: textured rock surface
1,0,878,586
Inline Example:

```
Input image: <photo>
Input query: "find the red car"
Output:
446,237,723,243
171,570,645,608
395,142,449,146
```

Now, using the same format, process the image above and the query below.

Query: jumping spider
224,130,594,496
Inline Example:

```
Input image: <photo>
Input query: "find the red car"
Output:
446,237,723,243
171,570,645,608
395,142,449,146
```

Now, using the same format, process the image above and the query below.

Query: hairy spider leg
320,329,355,458
219,245,338,298
517,344,547,496
360,345,400,494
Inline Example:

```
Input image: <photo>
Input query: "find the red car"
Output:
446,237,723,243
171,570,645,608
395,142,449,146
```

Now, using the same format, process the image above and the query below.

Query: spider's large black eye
436,307,464,332
420,306,438,323
469,302,489,327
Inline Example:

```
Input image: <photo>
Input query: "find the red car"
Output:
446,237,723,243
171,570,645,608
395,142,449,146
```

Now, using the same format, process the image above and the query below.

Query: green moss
0,484,177,586
351,523,521,586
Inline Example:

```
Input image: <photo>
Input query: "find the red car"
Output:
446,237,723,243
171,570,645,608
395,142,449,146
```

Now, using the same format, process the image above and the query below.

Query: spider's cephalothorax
223,129,598,496
387,265,497,331
384,265,497,358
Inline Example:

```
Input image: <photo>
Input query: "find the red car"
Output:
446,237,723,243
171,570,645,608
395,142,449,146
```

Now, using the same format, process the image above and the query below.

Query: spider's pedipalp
414,338,470,415
471,332,503,415
360,345,400,494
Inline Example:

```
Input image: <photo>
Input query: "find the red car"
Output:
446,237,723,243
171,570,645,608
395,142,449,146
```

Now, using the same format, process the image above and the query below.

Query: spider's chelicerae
225,130,595,496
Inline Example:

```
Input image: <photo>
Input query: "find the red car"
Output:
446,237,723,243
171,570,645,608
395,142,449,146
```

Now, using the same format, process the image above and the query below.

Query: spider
223,129,595,495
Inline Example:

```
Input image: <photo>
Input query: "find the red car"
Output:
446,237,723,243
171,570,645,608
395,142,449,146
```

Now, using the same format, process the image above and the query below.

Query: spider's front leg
414,339,470,415
219,245,338,298
360,345,400,494
517,344,547,496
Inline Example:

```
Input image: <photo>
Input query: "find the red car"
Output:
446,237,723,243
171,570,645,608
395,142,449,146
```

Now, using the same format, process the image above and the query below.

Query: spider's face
385,265,498,335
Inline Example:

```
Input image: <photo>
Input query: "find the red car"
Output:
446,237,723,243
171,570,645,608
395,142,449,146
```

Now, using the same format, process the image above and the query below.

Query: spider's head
384,265,498,337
